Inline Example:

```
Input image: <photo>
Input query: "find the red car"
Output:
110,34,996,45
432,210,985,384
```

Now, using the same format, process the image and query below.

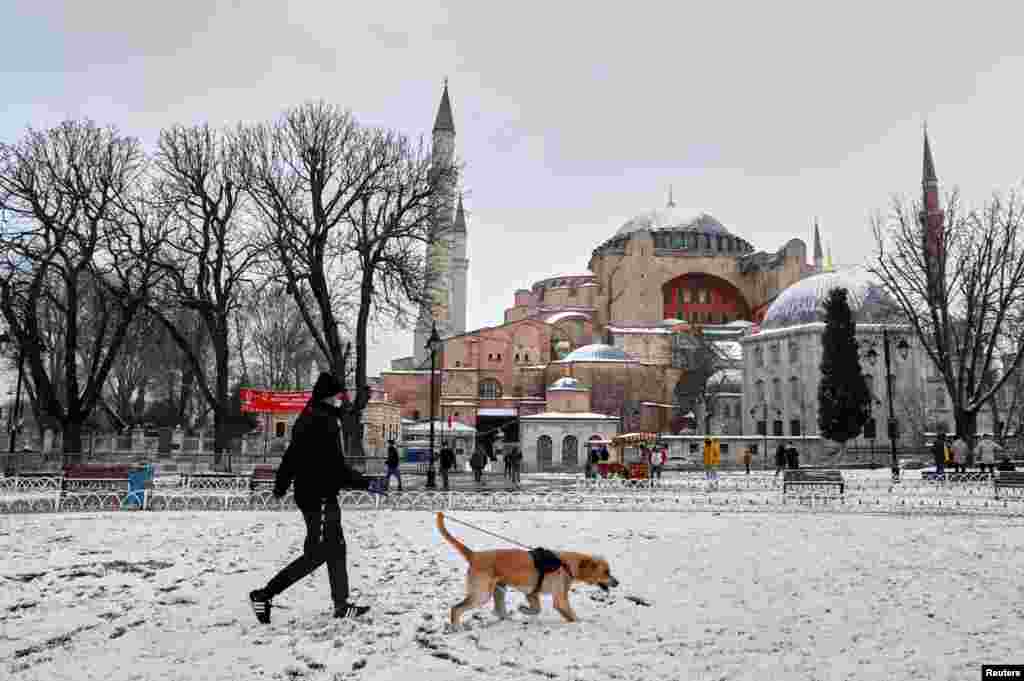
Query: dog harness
528,547,572,597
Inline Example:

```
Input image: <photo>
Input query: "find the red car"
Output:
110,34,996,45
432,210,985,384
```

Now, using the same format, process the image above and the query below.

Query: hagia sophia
377,84,975,469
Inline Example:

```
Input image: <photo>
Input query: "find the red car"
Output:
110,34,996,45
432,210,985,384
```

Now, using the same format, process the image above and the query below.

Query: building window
479,378,503,399
455,360,461,367
755,345,764,368
770,343,780,365
772,378,782,402
757,420,767,436
514,353,519,361
569,287,577,297
790,377,800,402
790,420,802,436
788,339,799,363
773,420,784,437
755,379,765,403
487,353,493,361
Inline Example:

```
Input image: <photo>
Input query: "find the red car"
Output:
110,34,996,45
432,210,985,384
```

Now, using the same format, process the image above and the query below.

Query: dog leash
443,514,531,549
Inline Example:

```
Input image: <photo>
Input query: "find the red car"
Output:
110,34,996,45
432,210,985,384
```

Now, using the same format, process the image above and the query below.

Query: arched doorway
662,273,751,323
537,435,553,471
562,435,579,469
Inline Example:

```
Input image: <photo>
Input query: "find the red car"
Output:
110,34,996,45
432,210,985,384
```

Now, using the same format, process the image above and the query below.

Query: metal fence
4,471,1024,517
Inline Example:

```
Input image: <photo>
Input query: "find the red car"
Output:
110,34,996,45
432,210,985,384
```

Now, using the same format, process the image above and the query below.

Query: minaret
414,80,459,366
450,194,469,336
919,125,945,303
812,218,823,273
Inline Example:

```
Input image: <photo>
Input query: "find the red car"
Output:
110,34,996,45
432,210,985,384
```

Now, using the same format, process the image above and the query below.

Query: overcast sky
3,1,1024,379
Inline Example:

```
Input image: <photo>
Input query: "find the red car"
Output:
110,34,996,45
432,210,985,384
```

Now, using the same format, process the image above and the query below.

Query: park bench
180,471,250,491
922,471,993,483
61,464,153,509
994,471,1024,500
783,470,844,496
249,465,276,492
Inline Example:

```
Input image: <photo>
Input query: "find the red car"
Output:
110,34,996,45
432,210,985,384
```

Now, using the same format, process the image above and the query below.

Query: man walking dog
249,372,378,623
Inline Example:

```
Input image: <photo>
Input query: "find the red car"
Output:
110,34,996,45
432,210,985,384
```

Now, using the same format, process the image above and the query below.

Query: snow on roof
520,411,621,420
404,420,477,433
712,341,742,361
607,325,674,334
545,310,593,325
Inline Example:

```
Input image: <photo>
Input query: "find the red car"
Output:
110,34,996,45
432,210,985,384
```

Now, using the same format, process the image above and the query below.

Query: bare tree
238,101,453,456
871,190,1024,442
671,329,732,434
0,120,163,458
240,283,318,389
149,124,263,460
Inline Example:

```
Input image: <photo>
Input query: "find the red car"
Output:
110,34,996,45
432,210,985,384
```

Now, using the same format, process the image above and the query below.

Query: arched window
479,379,503,399
562,435,579,469
537,435,553,471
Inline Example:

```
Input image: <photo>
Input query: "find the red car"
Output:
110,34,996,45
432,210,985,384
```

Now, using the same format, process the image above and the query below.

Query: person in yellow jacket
703,437,721,481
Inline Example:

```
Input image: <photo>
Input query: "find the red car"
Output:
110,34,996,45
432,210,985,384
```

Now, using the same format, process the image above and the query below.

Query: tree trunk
63,418,84,464
955,407,977,441
212,341,231,463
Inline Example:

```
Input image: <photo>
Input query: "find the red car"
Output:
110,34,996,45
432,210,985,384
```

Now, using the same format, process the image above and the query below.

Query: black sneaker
249,589,272,624
333,602,370,619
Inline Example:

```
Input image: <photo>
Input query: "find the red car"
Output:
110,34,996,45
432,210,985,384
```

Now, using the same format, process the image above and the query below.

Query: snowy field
3,510,1024,681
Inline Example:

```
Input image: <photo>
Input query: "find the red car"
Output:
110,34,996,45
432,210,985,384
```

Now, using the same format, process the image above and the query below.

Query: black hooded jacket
274,373,370,511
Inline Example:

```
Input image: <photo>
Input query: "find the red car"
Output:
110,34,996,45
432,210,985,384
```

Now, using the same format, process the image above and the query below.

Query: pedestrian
249,372,375,624
785,441,799,470
470,448,487,483
951,435,969,475
511,446,523,486
976,433,1002,474
931,432,946,476
774,442,787,478
384,439,402,491
650,446,667,481
703,437,720,482
439,441,455,490
504,447,514,479
742,446,753,475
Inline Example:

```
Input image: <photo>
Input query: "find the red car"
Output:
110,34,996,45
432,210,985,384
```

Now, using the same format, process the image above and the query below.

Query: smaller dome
762,266,897,329
560,344,632,362
549,377,586,391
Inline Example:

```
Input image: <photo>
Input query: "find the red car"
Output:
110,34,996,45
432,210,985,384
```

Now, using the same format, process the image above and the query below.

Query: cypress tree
818,287,871,460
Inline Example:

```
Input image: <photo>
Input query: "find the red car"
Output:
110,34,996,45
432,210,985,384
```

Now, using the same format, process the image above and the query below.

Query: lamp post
749,402,768,469
425,321,441,490
864,330,910,482
0,332,25,457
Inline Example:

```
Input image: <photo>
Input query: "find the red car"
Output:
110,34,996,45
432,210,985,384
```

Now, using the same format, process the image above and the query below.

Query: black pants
264,503,348,606
505,458,513,479
473,468,483,482
441,467,450,490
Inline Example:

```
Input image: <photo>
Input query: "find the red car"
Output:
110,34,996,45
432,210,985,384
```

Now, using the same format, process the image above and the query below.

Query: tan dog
436,512,619,626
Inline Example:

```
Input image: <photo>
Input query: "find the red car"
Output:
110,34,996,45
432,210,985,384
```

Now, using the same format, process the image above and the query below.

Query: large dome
761,266,898,329
559,344,632,362
615,208,730,238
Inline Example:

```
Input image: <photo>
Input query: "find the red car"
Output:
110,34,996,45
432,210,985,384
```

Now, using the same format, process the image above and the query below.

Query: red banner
240,388,312,414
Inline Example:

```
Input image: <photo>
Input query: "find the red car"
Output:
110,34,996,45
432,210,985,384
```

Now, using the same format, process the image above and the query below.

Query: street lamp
749,402,768,469
425,321,441,490
0,332,25,457
864,330,910,482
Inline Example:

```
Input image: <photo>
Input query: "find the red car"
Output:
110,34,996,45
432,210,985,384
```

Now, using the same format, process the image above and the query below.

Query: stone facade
361,399,402,456
520,416,619,472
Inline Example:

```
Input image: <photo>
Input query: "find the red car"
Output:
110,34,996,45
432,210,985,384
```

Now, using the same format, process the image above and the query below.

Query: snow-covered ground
3,510,1023,680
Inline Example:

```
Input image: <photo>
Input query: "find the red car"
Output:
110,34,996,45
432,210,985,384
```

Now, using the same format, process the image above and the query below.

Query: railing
4,471,1024,517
